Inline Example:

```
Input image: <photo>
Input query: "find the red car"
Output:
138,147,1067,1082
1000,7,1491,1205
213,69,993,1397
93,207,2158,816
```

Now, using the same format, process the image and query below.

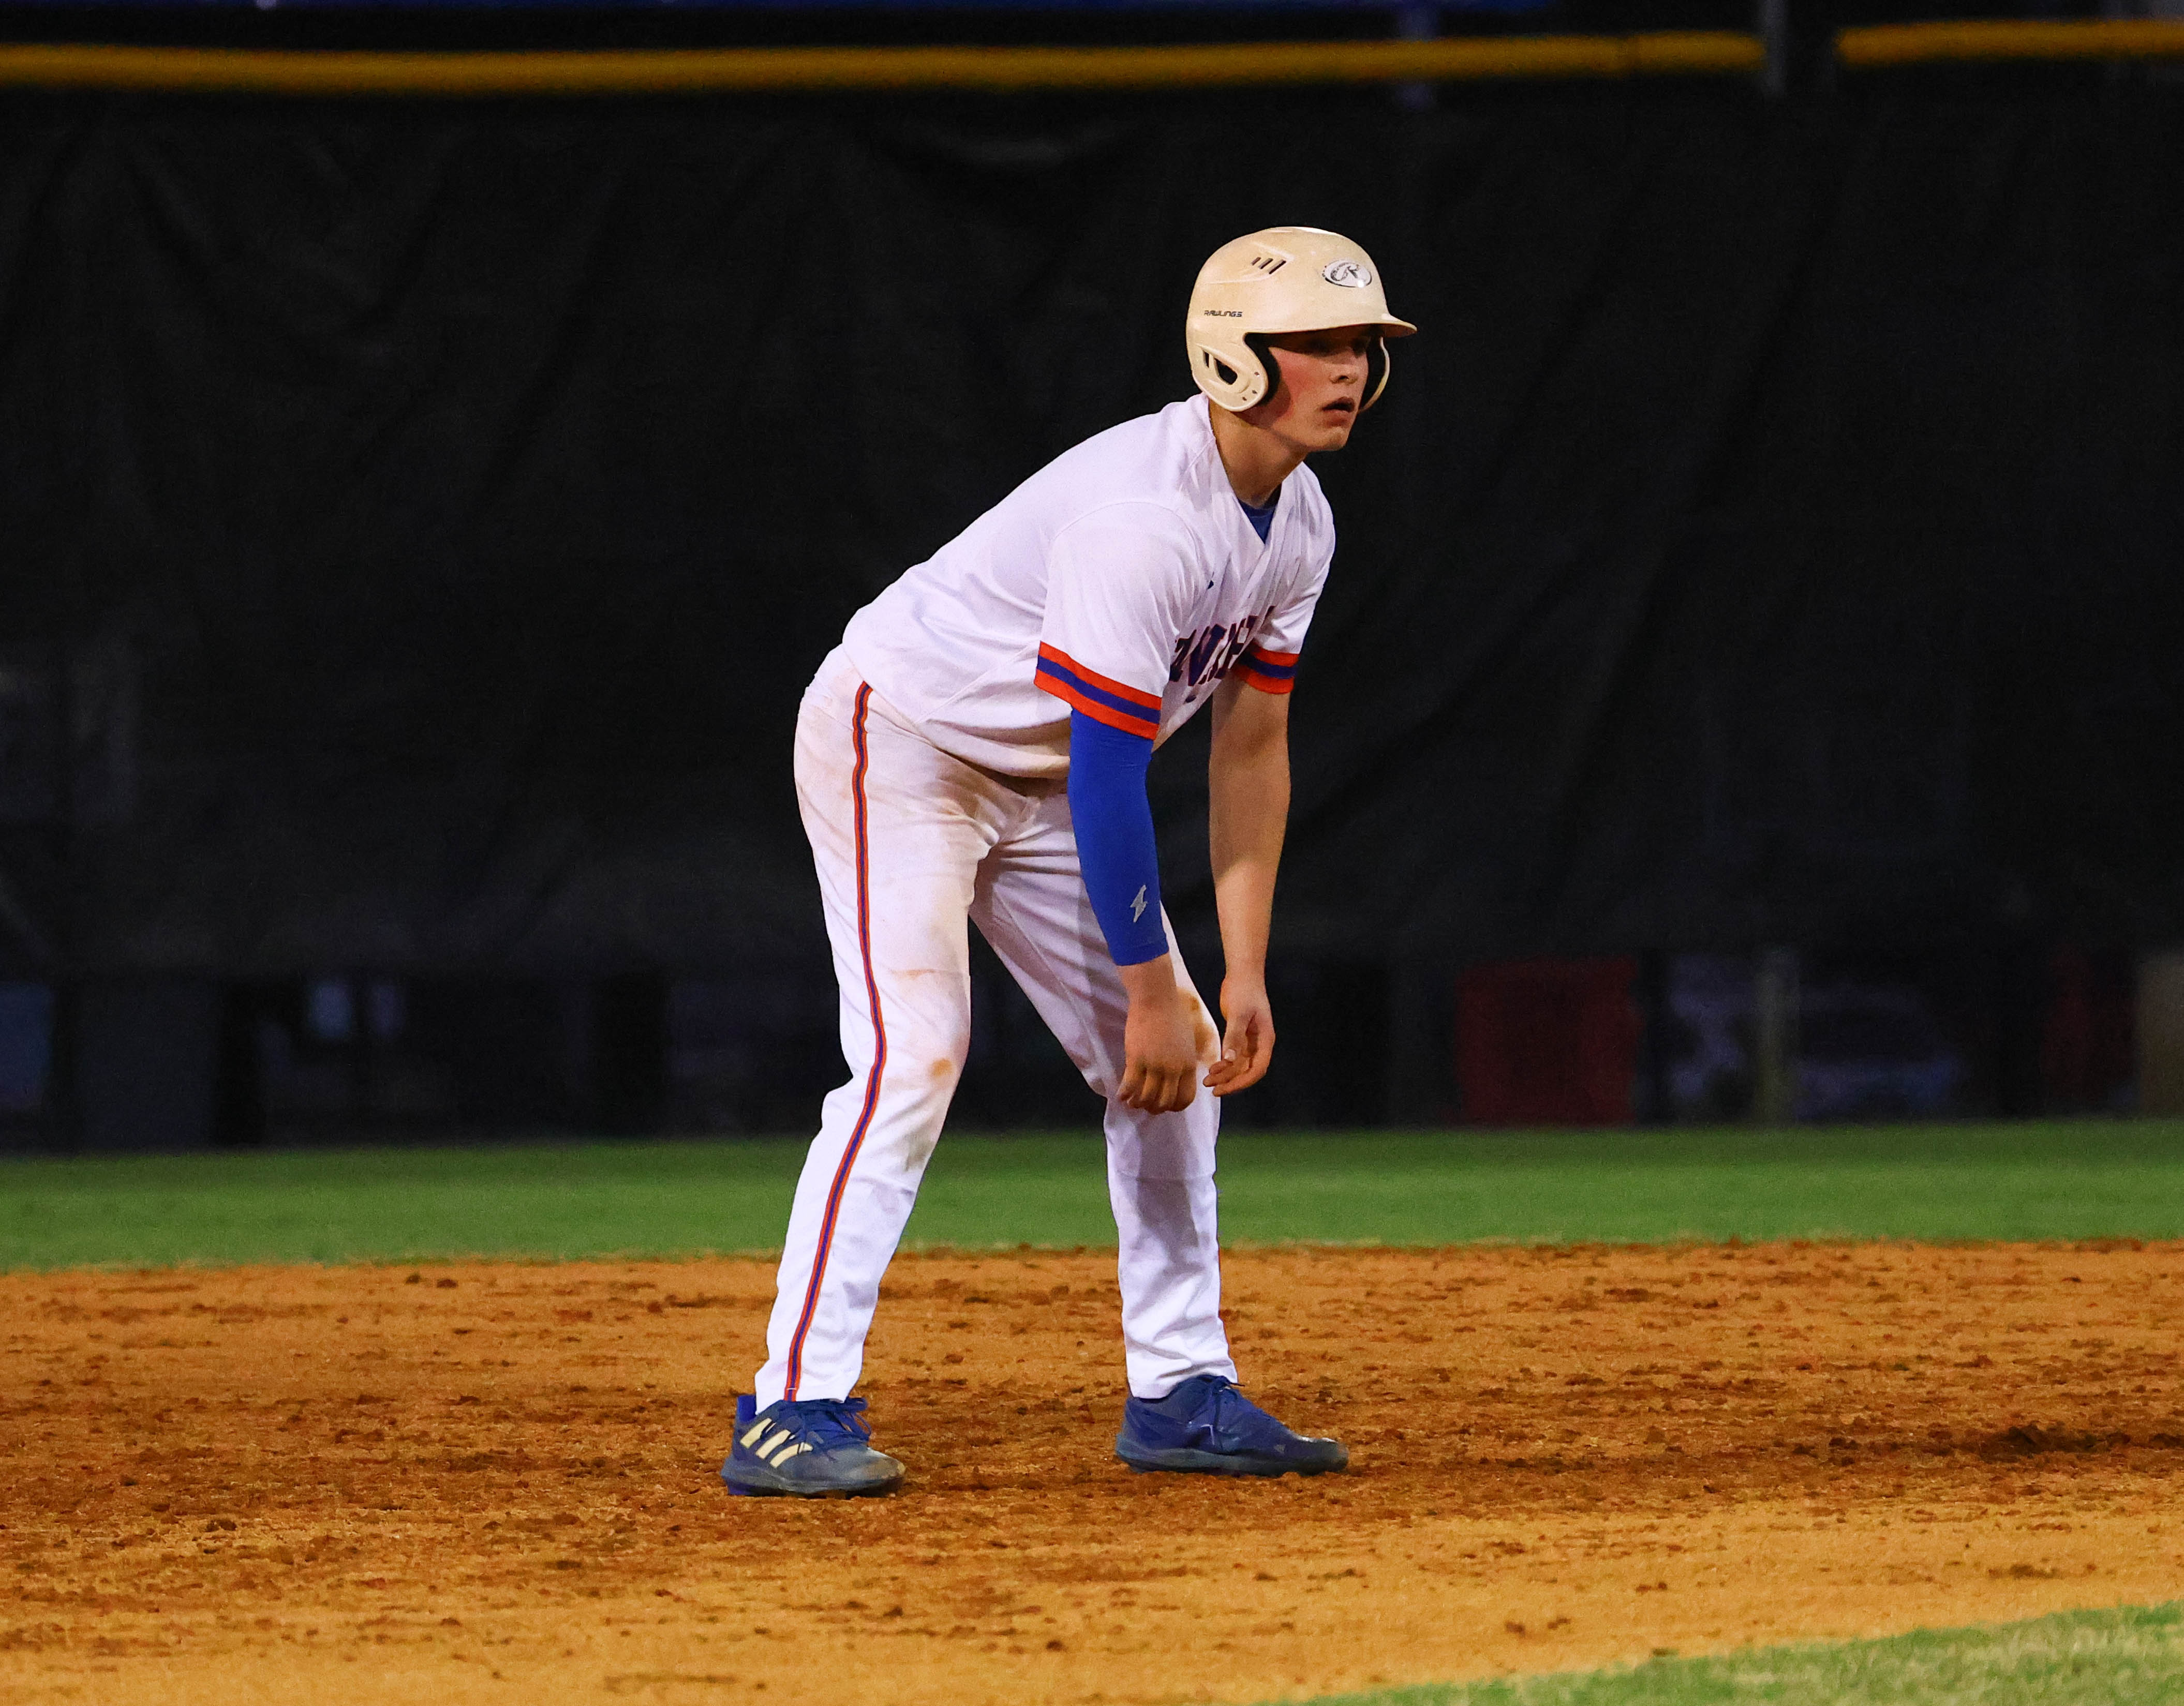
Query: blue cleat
721,1394,907,1498
1115,1374,1348,1477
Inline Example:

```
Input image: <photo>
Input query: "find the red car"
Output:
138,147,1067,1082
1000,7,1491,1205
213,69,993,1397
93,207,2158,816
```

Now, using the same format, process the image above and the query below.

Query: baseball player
723,228,1415,1497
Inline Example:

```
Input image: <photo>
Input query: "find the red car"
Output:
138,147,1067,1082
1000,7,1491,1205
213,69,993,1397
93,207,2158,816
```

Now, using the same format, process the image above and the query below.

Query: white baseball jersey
841,395,1333,776
755,395,1344,1413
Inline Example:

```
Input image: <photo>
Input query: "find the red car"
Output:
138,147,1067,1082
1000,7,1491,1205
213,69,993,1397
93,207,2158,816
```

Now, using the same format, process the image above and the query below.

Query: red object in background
2041,946,2135,1111
1455,957,1642,1126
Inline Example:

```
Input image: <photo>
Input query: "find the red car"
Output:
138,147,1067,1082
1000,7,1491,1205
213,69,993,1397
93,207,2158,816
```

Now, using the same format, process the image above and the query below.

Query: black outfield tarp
2,79,2181,985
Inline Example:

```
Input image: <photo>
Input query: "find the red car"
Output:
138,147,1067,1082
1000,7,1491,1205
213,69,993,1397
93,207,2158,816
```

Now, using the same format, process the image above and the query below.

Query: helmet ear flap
1197,342,1268,409
1362,337,1390,410
1242,333,1279,409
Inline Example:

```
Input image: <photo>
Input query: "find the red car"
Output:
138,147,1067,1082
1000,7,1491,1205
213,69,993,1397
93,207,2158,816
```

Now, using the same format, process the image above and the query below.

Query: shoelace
1202,1380,1250,1438
779,1397,874,1450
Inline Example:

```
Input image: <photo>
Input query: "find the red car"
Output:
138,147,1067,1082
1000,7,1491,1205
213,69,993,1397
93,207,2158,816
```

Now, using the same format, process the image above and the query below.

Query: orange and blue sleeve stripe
1236,645,1300,695
1035,644,1162,739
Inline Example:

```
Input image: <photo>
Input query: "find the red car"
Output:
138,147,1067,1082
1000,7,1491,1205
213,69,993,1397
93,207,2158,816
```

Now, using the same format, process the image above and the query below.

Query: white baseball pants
753,648,1236,1406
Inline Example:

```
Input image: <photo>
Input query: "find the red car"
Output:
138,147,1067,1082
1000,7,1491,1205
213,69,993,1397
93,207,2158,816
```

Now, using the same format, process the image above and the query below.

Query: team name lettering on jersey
1170,608,1274,693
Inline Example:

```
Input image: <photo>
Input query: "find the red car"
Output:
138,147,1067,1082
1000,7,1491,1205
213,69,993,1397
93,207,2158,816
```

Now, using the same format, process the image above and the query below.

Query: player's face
1254,326,1378,453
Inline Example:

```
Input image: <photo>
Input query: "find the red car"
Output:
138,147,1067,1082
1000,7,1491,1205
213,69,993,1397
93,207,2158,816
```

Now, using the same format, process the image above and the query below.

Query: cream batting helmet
1186,226,1417,414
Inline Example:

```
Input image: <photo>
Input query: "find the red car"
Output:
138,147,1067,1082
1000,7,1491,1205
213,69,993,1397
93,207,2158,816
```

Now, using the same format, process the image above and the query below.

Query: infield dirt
5,1241,2183,1705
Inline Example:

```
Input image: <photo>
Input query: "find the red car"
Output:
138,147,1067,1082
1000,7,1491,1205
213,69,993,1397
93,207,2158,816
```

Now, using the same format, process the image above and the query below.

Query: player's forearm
1208,712,1289,985
1117,956,1183,1009
1065,709,1168,967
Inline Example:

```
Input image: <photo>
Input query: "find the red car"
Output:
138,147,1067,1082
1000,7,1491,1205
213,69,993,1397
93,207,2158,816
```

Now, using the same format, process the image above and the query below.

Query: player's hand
1117,961,1206,1115
1205,976,1275,1097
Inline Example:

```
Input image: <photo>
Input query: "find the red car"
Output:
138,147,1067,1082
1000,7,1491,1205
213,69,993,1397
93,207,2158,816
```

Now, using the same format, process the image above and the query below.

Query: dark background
1,44,2177,1145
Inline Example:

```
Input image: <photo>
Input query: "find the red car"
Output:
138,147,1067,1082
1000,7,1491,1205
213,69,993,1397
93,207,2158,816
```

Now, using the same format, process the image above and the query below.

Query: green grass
1267,1602,2184,1705
2,1119,2182,1270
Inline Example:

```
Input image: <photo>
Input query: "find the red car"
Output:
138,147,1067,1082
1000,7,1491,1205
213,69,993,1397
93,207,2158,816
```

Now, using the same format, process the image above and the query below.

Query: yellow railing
0,21,2174,97
0,34,1759,96
1838,18,2184,66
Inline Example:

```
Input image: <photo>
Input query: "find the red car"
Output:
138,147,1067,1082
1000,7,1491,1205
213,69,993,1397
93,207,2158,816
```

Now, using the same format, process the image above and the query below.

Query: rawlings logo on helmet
1322,259,1372,288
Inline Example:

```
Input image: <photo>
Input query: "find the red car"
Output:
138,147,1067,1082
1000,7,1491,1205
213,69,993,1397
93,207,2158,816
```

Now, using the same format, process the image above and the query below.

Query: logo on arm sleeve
1130,885,1148,923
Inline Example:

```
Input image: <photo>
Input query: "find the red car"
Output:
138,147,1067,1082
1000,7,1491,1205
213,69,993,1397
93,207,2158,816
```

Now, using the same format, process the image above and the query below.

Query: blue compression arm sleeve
1066,709,1168,967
